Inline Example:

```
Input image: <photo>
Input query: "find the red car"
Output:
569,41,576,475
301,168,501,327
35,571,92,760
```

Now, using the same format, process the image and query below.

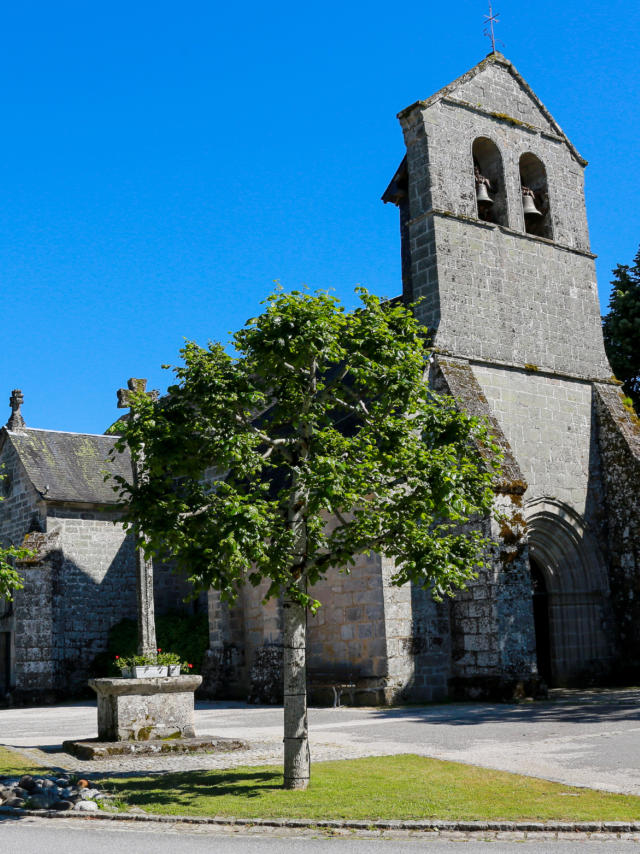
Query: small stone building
0,395,189,703
205,52,640,703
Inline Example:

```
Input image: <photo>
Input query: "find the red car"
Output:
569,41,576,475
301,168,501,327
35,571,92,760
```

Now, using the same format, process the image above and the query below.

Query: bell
522,192,542,216
476,182,493,204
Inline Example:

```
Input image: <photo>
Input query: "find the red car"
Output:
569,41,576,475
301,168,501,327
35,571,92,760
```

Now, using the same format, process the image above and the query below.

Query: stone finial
117,378,159,410
7,389,26,431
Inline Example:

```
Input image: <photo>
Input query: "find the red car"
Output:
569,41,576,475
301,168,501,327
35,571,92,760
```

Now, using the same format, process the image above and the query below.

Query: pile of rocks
0,773,109,812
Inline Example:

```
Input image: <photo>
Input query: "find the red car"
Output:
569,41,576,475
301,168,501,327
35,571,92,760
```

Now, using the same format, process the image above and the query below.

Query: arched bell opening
526,498,612,687
519,153,553,239
472,137,508,226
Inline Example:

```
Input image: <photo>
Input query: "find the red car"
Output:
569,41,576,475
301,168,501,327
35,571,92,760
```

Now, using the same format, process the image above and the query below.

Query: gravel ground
1,687,639,792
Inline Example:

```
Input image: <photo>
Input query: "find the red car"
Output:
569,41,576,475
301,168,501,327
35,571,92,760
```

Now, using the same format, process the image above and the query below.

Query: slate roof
3,427,132,504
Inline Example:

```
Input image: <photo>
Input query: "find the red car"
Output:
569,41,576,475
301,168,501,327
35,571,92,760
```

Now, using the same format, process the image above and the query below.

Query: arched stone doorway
525,498,613,687
0,632,10,695
529,556,552,685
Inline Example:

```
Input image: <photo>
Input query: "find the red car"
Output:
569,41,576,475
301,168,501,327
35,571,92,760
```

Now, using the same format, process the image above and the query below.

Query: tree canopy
111,288,498,606
0,547,26,601
603,246,640,409
109,287,500,788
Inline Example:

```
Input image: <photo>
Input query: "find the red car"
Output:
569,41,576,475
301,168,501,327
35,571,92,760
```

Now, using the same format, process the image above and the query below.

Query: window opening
519,153,553,239
472,137,508,226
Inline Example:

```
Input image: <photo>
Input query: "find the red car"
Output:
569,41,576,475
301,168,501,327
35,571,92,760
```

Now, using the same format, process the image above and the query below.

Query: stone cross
7,389,26,432
117,378,159,659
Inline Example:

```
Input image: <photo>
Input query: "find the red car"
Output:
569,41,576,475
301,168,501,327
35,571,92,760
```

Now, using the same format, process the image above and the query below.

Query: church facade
1,53,638,704
205,53,640,703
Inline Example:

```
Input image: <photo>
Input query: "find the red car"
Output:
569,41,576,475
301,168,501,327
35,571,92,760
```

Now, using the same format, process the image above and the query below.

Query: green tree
110,288,499,790
603,246,640,409
0,547,27,601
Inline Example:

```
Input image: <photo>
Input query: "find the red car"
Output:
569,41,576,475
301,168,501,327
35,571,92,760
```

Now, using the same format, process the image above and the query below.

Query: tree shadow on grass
105,768,285,805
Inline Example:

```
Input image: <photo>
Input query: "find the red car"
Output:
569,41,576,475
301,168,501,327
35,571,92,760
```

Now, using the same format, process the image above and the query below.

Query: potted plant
114,655,132,678
131,654,167,678
157,650,182,676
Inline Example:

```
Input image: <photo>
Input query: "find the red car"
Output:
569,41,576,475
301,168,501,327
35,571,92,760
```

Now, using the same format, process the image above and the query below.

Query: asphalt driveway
1,688,639,794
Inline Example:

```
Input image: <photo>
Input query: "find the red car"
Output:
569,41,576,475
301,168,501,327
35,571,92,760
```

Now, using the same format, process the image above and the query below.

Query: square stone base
89,675,202,741
63,735,246,759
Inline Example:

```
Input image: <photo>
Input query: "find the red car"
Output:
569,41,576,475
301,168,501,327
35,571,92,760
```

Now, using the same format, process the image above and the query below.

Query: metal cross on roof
483,2,500,53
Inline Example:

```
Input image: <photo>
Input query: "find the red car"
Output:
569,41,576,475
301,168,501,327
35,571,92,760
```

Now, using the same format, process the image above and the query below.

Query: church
1,52,638,704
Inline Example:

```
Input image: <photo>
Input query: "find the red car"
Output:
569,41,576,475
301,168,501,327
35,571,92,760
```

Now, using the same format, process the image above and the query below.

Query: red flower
157,648,162,653
115,655,119,660
188,663,193,669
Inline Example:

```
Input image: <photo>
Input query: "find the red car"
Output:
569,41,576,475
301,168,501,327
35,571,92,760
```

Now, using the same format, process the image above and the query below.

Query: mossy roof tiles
4,427,132,504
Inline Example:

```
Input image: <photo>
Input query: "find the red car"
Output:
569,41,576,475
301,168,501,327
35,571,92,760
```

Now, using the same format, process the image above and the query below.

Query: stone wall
427,219,605,378
45,505,138,693
447,494,537,699
594,385,640,673
307,554,386,672
11,532,60,701
241,577,283,704
471,366,600,514
0,438,45,549
0,439,44,697
202,589,246,699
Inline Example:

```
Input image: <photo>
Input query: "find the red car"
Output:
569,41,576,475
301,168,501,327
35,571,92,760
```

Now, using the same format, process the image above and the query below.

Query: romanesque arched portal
525,498,613,686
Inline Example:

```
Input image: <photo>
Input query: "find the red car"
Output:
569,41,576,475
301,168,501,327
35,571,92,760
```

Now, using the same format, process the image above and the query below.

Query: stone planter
132,665,167,678
89,675,203,741
167,664,180,676
118,666,133,678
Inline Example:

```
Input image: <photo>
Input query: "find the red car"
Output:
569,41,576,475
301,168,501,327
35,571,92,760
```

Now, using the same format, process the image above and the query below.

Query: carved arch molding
524,497,613,686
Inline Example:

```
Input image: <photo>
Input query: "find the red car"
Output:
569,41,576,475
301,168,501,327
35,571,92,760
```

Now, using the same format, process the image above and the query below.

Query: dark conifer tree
603,246,640,409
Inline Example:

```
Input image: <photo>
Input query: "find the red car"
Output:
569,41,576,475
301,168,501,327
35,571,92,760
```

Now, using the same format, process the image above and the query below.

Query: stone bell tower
384,52,640,692
385,51,609,378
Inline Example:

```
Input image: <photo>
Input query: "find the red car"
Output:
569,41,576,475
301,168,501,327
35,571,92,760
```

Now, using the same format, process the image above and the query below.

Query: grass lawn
101,755,640,822
0,745,46,778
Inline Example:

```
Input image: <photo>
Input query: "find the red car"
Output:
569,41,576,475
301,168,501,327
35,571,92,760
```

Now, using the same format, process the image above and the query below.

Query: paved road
1,817,639,852
1,689,640,794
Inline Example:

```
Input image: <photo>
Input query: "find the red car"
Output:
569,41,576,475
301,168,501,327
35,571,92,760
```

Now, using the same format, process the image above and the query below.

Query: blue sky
1,1,638,433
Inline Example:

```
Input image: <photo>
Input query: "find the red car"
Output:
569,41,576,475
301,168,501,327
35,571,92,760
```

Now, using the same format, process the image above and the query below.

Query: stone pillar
380,556,414,703
449,494,537,699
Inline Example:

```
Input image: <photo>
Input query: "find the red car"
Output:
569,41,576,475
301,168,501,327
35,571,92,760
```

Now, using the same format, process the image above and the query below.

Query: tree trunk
283,582,309,790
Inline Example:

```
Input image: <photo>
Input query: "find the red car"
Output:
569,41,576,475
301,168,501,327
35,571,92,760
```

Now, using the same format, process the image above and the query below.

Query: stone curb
2,807,640,835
